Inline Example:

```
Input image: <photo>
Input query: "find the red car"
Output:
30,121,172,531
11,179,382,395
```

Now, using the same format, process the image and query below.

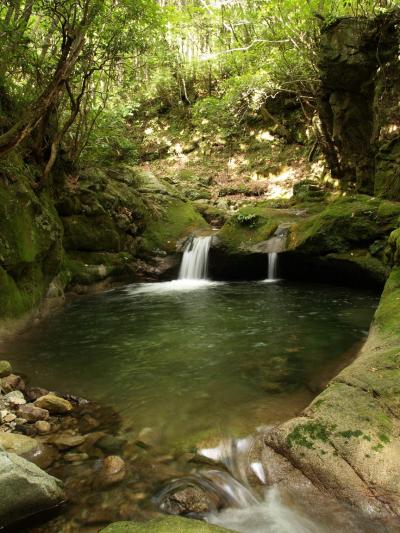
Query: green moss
142,199,208,253
63,214,122,252
336,430,363,439
288,195,400,255
287,422,335,450
374,267,400,339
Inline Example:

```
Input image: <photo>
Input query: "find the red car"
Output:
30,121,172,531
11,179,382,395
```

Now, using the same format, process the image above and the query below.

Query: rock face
0,450,64,527
318,13,400,198
100,517,232,533
263,267,400,518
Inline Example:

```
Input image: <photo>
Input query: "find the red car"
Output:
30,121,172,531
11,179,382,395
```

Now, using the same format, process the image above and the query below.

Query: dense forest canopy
0,0,397,182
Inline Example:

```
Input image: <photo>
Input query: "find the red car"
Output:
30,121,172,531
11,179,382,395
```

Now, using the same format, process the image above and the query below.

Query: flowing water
2,277,382,531
179,236,212,280
267,253,278,281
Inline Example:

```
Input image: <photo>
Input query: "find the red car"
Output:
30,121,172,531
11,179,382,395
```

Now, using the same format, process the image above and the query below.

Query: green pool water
4,279,378,449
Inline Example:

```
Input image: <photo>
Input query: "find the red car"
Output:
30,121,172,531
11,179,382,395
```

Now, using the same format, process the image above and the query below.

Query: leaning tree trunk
0,31,85,157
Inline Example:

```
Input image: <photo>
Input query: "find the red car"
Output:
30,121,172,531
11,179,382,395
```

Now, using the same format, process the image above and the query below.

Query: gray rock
3,390,26,406
0,450,64,527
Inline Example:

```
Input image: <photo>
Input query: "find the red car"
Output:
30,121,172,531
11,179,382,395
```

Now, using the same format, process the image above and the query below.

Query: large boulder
0,450,64,527
264,267,400,517
100,516,232,533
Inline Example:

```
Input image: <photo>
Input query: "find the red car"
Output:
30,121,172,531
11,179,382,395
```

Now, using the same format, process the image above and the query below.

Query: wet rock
96,434,126,454
79,413,101,433
100,517,231,532
0,450,64,527
3,390,26,406
32,444,60,469
0,432,39,456
64,451,89,462
2,374,26,393
25,386,49,401
97,455,126,487
50,431,86,450
160,486,215,516
35,420,52,435
136,427,160,450
17,404,50,422
34,393,73,414
0,360,12,378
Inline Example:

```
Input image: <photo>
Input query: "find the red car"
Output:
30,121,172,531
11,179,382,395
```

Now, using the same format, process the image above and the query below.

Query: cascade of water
179,236,212,280
268,252,278,280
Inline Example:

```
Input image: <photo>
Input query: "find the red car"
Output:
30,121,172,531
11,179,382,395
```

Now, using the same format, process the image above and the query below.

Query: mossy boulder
288,196,400,255
100,517,232,533
0,175,63,320
141,198,208,254
63,214,122,252
264,267,400,516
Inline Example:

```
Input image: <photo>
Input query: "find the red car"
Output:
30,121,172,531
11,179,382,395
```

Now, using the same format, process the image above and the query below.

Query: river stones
34,394,73,414
97,455,126,487
0,432,38,456
0,360,12,378
17,404,50,422
0,450,64,527
25,386,49,401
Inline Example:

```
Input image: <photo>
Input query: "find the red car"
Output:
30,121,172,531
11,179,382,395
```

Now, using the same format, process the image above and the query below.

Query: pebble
51,431,86,450
34,394,73,414
17,404,50,422
25,386,49,401
34,420,52,435
97,455,126,487
64,451,89,462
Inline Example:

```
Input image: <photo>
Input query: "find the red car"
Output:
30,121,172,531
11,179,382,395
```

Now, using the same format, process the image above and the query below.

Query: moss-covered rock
264,267,400,517
142,198,208,253
100,517,232,533
288,196,400,255
0,173,63,320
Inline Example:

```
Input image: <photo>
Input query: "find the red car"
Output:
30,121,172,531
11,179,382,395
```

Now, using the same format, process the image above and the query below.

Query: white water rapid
179,236,212,280
267,252,278,280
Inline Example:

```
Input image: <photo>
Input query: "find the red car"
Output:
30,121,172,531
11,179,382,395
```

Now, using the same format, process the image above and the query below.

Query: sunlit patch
228,158,237,169
144,127,153,135
256,130,275,142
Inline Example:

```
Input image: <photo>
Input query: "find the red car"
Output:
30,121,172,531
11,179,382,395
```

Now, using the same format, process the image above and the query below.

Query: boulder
0,360,12,378
0,450,64,527
34,394,73,414
100,517,232,532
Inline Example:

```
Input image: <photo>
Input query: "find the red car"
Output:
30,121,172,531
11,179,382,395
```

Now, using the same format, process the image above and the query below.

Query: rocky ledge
262,266,400,519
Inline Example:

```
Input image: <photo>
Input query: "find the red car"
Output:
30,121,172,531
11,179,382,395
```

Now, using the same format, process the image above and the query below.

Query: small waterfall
268,252,278,280
179,236,212,280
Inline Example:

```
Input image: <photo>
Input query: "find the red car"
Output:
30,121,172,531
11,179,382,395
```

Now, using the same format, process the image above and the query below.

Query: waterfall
179,236,212,280
268,252,278,280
